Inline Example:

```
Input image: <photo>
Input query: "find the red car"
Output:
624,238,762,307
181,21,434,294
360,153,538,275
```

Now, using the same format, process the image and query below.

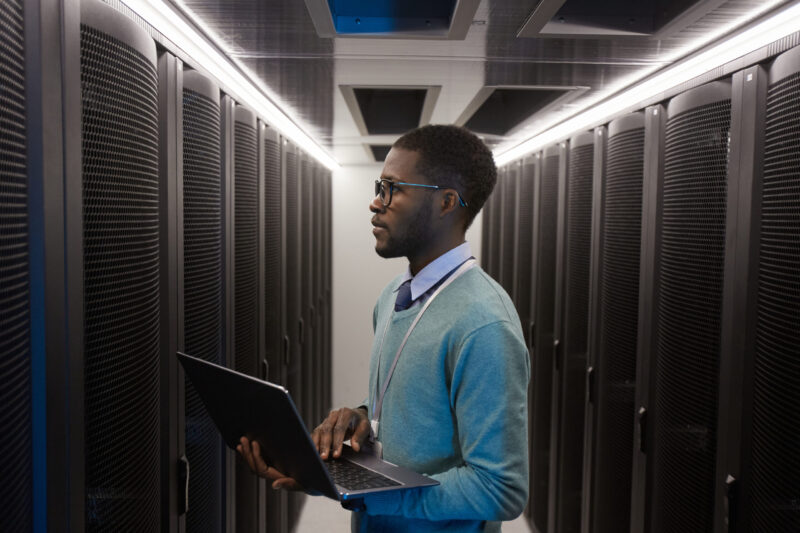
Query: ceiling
174,0,792,165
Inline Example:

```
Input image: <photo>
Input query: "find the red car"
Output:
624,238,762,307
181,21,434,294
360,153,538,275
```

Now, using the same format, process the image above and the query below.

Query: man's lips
372,219,387,235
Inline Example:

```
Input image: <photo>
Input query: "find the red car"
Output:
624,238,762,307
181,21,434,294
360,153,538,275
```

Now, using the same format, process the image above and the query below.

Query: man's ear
438,190,459,217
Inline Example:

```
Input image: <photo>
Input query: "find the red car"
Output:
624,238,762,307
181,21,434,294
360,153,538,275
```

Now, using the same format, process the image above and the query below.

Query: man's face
370,148,435,259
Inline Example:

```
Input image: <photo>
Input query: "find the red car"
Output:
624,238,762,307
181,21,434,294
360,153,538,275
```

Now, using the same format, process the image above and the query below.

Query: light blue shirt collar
396,242,473,302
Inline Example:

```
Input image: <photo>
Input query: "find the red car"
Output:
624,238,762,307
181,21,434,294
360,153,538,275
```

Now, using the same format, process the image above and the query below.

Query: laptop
177,352,438,501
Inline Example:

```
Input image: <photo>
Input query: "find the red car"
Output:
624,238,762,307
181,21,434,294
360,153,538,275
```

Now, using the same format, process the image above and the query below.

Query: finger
251,441,270,477
350,418,372,452
272,477,302,491
318,412,338,459
332,414,353,458
241,437,257,473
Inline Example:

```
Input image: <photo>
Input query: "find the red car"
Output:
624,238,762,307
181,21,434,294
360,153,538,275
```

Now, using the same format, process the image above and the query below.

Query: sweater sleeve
361,319,530,522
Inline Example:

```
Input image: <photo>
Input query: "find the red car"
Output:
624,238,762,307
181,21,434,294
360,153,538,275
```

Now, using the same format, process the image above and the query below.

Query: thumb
351,418,371,452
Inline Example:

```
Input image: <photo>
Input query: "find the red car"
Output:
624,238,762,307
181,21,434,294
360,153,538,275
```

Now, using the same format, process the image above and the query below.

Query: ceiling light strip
494,1,800,166
121,0,339,170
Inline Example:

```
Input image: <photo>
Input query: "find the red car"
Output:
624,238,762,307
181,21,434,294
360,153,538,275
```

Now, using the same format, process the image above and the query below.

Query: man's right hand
311,407,371,460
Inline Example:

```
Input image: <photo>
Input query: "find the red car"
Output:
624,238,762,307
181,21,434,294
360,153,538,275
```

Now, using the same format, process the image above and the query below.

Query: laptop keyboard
325,459,401,491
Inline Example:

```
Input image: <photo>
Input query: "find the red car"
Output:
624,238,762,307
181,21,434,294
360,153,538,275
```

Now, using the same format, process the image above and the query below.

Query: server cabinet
549,132,594,533
480,177,492,270
313,161,325,426
231,104,263,532
299,152,314,428
514,156,537,348
632,81,732,533
80,0,162,529
714,49,800,533
323,167,333,415
180,69,225,533
529,143,563,533
488,166,504,281
281,139,306,526
1,0,32,528
581,113,645,533
499,161,519,296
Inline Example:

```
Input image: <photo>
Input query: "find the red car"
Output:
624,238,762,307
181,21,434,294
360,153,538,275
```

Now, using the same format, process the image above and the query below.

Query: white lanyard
370,259,476,441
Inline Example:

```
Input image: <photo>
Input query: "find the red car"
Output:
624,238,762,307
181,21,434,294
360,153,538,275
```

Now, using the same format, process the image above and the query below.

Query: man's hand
236,436,302,490
312,407,371,460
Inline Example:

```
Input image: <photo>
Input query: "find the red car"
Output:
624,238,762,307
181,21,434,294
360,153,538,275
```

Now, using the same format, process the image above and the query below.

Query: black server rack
581,113,645,533
323,167,333,415
480,177,492,271
549,131,594,533
1,0,31,529
232,104,261,533
282,140,306,526
262,126,282,385
633,81,732,533
488,166,504,281
515,156,537,348
300,152,314,428
313,161,324,426
181,69,225,532
80,0,162,529
529,143,563,533
499,162,519,296
712,49,800,533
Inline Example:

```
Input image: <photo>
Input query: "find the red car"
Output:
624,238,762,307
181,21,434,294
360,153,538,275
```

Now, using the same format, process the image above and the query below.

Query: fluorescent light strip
121,0,340,170
494,0,800,166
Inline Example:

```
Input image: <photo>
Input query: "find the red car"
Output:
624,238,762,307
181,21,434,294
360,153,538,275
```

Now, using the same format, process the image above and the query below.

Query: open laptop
177,352,438,502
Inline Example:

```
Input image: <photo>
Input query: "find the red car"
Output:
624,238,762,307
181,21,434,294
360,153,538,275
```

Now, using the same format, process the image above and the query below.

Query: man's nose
369,194,384,213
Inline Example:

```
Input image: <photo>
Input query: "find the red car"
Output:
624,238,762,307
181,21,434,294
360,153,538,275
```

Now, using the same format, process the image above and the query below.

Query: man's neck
408,237,466,276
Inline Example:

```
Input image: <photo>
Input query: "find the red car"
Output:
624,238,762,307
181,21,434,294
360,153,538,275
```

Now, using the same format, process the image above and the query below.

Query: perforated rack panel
591,125,644,533
651,92,730,533
750,63,800,533
0,0,31,529
81,18,161,531
182,85,223,533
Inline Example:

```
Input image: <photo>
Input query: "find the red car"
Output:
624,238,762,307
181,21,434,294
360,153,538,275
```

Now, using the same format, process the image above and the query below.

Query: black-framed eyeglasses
374,179,468,208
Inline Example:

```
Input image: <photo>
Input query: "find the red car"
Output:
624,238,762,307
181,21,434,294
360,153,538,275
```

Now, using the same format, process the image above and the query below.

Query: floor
294,495,533,532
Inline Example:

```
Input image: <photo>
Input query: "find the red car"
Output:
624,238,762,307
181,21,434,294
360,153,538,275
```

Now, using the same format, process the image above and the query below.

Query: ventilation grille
531,152,559,532
557,141,594,533
501,167,517,295
651,98,730,533
751,70,800,533
516,161,536,343
264,136,281,381
0,0,31,529
300,156,313,425
81,24,160,530
284,150,301,394
592,127,645,532
489,169,504,280
234,120,258,377
182,87,223,533
480,189,492,271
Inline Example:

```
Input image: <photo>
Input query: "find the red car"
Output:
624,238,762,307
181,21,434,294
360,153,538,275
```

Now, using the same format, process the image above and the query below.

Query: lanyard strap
370,258,476,437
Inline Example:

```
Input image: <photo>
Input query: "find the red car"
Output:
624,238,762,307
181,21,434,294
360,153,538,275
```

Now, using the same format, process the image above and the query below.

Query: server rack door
299,152,314,428
515,157,536,347
232,105,260,533
721,48,800,533
481,179,492,270
80,0,161,528
500,164,519,296
181,69,224,533
324,168,333,414
1,0,32,527
645,81,732,533
550,132,593,533
281,140,306,526
313,162,324,426
489,167,504,280
582,113,645,533
262,126,282,385
530,144,561,533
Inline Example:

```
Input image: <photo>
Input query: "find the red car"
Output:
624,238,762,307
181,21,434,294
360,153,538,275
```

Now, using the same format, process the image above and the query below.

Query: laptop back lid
177,352,340,500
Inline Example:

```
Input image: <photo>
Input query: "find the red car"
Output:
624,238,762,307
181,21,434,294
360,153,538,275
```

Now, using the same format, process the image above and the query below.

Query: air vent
341,85,440,136
518,0,725,38
369,145,392,162
304,0,480,39
457,86,585,136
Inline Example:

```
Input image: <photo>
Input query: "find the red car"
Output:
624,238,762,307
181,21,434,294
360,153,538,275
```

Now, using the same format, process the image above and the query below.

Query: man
238,125,529,531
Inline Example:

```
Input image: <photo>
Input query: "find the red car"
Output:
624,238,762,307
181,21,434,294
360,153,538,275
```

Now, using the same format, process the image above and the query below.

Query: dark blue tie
394,280,413,311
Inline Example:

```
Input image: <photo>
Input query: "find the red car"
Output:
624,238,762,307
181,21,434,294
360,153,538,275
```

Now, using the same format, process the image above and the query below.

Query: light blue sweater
353,266,530,532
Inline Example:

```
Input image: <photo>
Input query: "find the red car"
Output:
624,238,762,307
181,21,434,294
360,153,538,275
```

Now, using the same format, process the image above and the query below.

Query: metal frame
715,64,767,533
340,84,441,137
220,93,236,532
157,50,183,531
581,125,607,533
630,103,666,533
510,160,523,304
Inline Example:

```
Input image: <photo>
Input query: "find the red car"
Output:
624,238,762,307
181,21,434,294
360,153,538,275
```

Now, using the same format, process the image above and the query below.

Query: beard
374,199,433,259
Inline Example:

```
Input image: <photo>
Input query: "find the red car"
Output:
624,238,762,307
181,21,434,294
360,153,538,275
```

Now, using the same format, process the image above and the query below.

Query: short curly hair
393,124,497,229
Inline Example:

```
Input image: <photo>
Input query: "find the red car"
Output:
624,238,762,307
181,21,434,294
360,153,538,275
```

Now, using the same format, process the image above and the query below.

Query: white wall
330,165,483,409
